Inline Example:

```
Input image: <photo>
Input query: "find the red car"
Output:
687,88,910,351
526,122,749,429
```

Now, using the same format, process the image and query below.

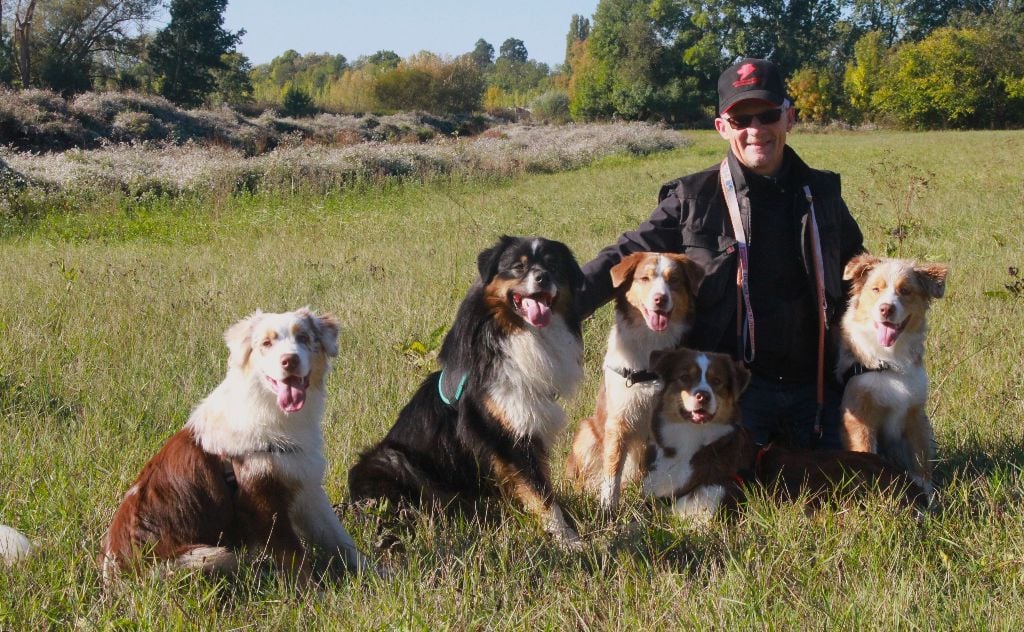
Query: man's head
714,58,795,177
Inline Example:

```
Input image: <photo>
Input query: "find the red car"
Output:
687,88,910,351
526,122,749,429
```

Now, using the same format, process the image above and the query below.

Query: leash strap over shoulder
804,185,828,437
720,159,756,364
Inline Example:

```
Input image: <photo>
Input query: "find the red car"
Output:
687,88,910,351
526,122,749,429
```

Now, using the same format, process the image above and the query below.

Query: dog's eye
897,286,912,296
871,287,881,293
638,275,651,282
260,338,273,348
511,262,526,273
295,333,310,345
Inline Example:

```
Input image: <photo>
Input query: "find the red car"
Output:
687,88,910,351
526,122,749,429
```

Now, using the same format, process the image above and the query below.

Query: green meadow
1,129,1022,629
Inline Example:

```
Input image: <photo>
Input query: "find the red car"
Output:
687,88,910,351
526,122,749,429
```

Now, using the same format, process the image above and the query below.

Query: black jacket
579,146,864,376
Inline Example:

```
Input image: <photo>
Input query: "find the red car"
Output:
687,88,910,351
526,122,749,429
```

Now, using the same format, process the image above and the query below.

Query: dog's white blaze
489,316,583,442
694,353,718,415
531,238,540,255
643,421,733,498
671,484,727,523
646,256,673,313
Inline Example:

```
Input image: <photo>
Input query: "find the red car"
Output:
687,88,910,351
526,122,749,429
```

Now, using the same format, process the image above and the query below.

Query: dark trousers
739,374,844,450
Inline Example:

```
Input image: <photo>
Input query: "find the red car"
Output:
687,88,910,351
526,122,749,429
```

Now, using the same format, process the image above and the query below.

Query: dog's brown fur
644,348,927,520
565,252,702,511
837,254,948,499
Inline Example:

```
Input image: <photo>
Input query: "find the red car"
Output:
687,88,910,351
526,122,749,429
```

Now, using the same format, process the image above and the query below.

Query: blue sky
217,1,600,68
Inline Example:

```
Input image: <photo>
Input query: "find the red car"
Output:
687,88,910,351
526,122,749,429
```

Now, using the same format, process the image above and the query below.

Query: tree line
2,0,1022,129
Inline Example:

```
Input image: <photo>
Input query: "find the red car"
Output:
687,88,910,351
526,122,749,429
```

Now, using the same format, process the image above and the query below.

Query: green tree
787,65,841,122
147,0,243,107
469,38,494,69
281,83,315,117
498,38,528,63
564,14,590,72
353,50,401,71
843,30,887,122
874,26,989,127
211,51,253,106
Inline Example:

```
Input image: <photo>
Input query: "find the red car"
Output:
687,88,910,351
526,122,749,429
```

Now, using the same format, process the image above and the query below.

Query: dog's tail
174,546,238,574
0,524,33,566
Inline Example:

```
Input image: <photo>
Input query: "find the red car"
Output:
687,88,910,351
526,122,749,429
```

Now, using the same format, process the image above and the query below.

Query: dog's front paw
598,478,620,513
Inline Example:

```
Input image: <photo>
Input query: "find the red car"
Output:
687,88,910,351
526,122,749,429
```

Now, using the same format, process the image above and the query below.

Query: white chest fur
643,422,734,499
486,318,583,443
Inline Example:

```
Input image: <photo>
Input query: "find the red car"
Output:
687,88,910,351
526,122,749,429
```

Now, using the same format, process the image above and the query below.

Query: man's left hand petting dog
348,236,587,551
98,307,373,587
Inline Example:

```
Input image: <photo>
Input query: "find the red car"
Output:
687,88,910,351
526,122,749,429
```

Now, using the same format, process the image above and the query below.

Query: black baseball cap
718,58,787,114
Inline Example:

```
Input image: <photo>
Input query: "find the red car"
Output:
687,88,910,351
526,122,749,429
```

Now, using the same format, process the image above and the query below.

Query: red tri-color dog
837,254,949,499
99,308,371,582
565,252,703,511
644,348,926,521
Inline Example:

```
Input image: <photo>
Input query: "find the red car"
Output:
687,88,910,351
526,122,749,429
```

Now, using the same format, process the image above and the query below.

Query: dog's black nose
879,303,894,319
532,269,549,286
281,354,299,372
652,293,668,309
693,390,710,404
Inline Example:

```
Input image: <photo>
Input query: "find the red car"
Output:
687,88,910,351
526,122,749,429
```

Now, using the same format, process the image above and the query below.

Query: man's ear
224,310,263,368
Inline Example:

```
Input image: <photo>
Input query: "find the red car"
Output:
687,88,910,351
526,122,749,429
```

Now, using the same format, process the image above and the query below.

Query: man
578,58,864,449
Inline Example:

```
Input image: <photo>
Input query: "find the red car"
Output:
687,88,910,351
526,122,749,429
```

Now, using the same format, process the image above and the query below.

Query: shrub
281,85,315,118
530,90,571,124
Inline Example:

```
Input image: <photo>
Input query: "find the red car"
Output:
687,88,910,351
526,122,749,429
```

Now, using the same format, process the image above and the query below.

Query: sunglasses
723,108,785,129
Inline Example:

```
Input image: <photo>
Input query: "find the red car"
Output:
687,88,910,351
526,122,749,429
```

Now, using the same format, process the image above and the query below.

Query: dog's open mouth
642,306,672,332
680,405,714,424
266,375,310,413
512,291,554,328
875,316,909,348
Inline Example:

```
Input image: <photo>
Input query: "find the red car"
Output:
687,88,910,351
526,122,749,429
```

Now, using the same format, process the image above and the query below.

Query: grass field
1,129,1023,629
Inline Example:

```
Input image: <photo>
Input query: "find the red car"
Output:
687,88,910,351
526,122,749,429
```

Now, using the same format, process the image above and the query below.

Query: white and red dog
99,308,370,582
645,348,925,522
837,254,949,498
565,252,703,511
1,524,33,565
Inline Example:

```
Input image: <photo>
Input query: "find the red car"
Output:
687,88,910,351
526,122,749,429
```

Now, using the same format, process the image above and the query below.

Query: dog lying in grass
348,236,587,549
643,348,926,522
99,307,371,583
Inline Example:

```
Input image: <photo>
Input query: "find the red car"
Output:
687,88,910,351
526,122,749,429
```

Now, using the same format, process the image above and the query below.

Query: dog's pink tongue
521,297,552,328
875,322,902,348
277,376,307,413
645,309,669,332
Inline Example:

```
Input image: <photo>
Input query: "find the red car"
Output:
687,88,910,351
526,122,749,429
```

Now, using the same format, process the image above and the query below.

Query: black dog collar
841,361,894,384
606,364,660,387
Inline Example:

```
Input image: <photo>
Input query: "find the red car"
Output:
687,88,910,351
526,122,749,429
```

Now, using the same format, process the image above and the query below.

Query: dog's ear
650,348,686,380
665,253,706,296
314,312,341,357
223,310,263,368
843,253,880,285
610,253,645,289
298,307,340,357
547,239,585,293
477,235,516,283
730,358,751,395
914,262,948,299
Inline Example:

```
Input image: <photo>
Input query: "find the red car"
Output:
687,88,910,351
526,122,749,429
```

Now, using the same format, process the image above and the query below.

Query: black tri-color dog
348,236,586,548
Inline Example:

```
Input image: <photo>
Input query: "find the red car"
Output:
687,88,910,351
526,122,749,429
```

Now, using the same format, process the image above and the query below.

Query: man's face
714,99,796,176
